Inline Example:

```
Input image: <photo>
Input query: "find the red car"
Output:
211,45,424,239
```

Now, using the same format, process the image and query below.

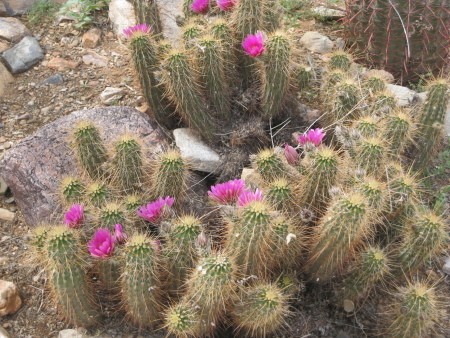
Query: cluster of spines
150,149,187,199
253,149,286,182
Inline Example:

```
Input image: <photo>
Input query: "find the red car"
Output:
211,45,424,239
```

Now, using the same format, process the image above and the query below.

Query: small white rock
0,327,11,338
311,6,345,19
300,31,334,54
0,280,22,316
0,176,7,195
108,0,136,38
0,208,15,222
442,257,450,275
58,329,86,338
386,84,417,107
99,87,125,105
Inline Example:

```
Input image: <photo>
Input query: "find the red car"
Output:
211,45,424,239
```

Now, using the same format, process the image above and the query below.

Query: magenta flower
242,31,265,57
217,0,235,11
113,224,127,244
123,23,151,39
191,0,209,13
208,179,246,204
297,128,326,147
64,204,84,229
284,144,299,165
238,188,263,207
137,196,174,223
88,228,115,259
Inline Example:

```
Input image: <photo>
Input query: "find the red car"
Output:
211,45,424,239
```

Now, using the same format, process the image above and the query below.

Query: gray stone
2,36,43,74
82,50,108,67
0,17,30,42
0,107,168,226
311,6,345,20
173,128,221,173
108,0,136,38
300,31,334,54
442,257,450,275
156,0,183,44
0,327,11,338
100,86,124,105
0,62,13,97
386,84,417,107
42,73,64,85
58,329,87,338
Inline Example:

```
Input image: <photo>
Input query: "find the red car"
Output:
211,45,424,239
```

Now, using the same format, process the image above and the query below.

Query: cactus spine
354,136,386,177
132,0,162,35
164,301,199,337
151,149,188,199
384,109,415,156
60,177,84,204
329,78,360,125
99,203,125,229
86,181,110,207
253,149,286,182
328,51,353,71
261,31,291,119
266,178,293,211
262,0,283,33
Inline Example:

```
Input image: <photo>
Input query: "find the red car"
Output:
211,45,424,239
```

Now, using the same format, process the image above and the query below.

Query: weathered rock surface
0,327,11,338
0,62,13,97
82,50,108,67
0,17,30,42
42,73,64,85
0,280,21,316
0,208,15,222
0,40,9,52
1,0,66,15
0,176,7,194
156,0,183,44
2,36,43,73
82,27,101,48
100,86,124,104
108,0,136,38
0,107,168,226
173,128,222,173
311,6,345,19
47,57,79,70
300,31,334,54
443,257,450,275
386,84,417,107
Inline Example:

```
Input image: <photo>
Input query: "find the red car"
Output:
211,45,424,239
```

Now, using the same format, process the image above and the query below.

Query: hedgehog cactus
354,136,386,177
352,116,380,138
328,51,353,71
182,22,203,48
369,90,397,116
329,78,360,126
384,109,415,156
60,177,84,204
345,0,450,83
356,176,386,212
266,177,294,211
253,148,286,182
72,121,108,179
86,181,110,207
261,31,291,119
29,225,51,265
364,74,387,94
263,0,283,33
121,234,162,328
164,301,199,337
46,226,99,326
132,0,163,35
99,203,126,229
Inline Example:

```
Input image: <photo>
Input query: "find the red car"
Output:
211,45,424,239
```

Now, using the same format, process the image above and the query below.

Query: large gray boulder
0,107,168,226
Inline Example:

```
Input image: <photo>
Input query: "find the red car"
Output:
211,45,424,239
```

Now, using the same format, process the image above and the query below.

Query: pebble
0,208,15,222
442,257,450,275
0,280,22,316
42,73,64,85
99,87,125,105
16,113,31,120
0,327,11,338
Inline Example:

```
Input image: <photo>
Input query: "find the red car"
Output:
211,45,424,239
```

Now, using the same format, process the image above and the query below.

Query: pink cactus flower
137,196,174,223
284,144,299,165
88,228,115,259
238,188,263,207
64,204,84,229
208,179,246,204
113,224,127,244
298,128,325,147
217,0,235,11
191,0,209,13
242,31,265,57
123,23,151,39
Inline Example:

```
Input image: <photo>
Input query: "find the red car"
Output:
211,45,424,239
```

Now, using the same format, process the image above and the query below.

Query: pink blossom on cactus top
123,23,151,39
88,228,115,258
217,0,235,11
284,144,299,165
238,188,263,207
298,128,325,147
191,0,209,13
137,196,174,223
64,204,84,228
242,31,265,57
113,224,127,244
208,179,246,204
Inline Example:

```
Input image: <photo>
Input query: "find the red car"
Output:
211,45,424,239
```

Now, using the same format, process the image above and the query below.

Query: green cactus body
111,136,144,193
370,90,397,115
72,122,108,179
397,210,448,275
61,177,84,204
341,246,389,304
386,282,441,338
415,79,449,171
386,171,418,222
98,257,121,292
262,0,283,33
86,181,110,207
253,149,286,182
384,109,415,156
46,226,98,326
165,301,199,338
232,283,289,338
151,149,187,199
29,225,51,265
328,51,353,71
364,75,386,94
124,194,143,213
261,31,291,119
183,0,195,19
183,23,203,49
357,176,386,213
267,178,294,211
225,201,273,277
211,19,235,69
132,0,162,35
295,65,313,91
321,69,346,103
164,215,203,296
130,33,175,129
355,137,386,177
162,50,214,140
307,192,371,281
121,234,161,328
328,78,360,126
99,203,125,229
353,116,380,138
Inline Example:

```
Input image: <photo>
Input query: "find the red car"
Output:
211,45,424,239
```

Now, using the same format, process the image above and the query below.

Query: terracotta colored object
0,280,21,317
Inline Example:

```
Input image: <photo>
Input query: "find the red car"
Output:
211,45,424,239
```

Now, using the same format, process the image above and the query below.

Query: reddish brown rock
0,107,168,226
0,62,13,97
47,57,79,71
0,17,30,42
0,280,21,317
0,40,10,52
81,28,101,48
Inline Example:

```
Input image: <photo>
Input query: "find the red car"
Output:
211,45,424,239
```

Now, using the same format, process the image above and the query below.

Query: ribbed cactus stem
99,203,125,229
261,31,291,119
151,149,187,199
267,178,293,211
72,121,108,179
295,64,313,91
353,116,380,137
232,283,289,337
111,136,144,193
164,301,199,337
60,177,84,204
121,234,161,328
329,78,360,125
86,181,110,207
364,75,386,94
384,109,415,156
262,0,283,32
354,137,386,177
124,194,143,213
182,0,195,19
162,50,214,140
182,22,203,49
369,90,397,115
356,176,386,213
29,225,51,265
198,36,231,119
132,0,163,35
328,51,353,71
253,149,286,182
97,257,121,292
46,226,98,326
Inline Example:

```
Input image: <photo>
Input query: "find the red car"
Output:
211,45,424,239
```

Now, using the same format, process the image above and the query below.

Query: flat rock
0,62,13,97
0,176,7,194
58,329,88,338
42,73,64,85
300,31,334,54
100,86,124,105
82,27,101,48
0,40,9,52
108,0,136,38
0,327,11,338
82,50,108,67
156,0,183,44
0,280,21,316
0,107,168,226
0,208,15,222
386,84,417,107
173,128,221,173
2,36,43,73
0,17,30,42
311,6,345,19
47,57,79,70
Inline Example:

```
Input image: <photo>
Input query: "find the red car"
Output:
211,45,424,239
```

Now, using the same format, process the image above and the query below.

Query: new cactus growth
369,90,397,115
232,283,289,338
354,137,386,177
121,234,162,328
182,22,203,48
162,50,214,140
261,31,291,119
86,181,110,207
151,149,188,199
164,301,199,338
99,203,126,229
364,75,386,94
266,177,293,210
29,225,51,265
72,121,108,179
253,148,286,182
124,194,143,212
60,177,84,203
328,51,353,71
353,116,380,137
111,136,144,193
329,78,360,126
46,226,99,326
132,0,162,35
384,109,415,156
356,176,386,212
